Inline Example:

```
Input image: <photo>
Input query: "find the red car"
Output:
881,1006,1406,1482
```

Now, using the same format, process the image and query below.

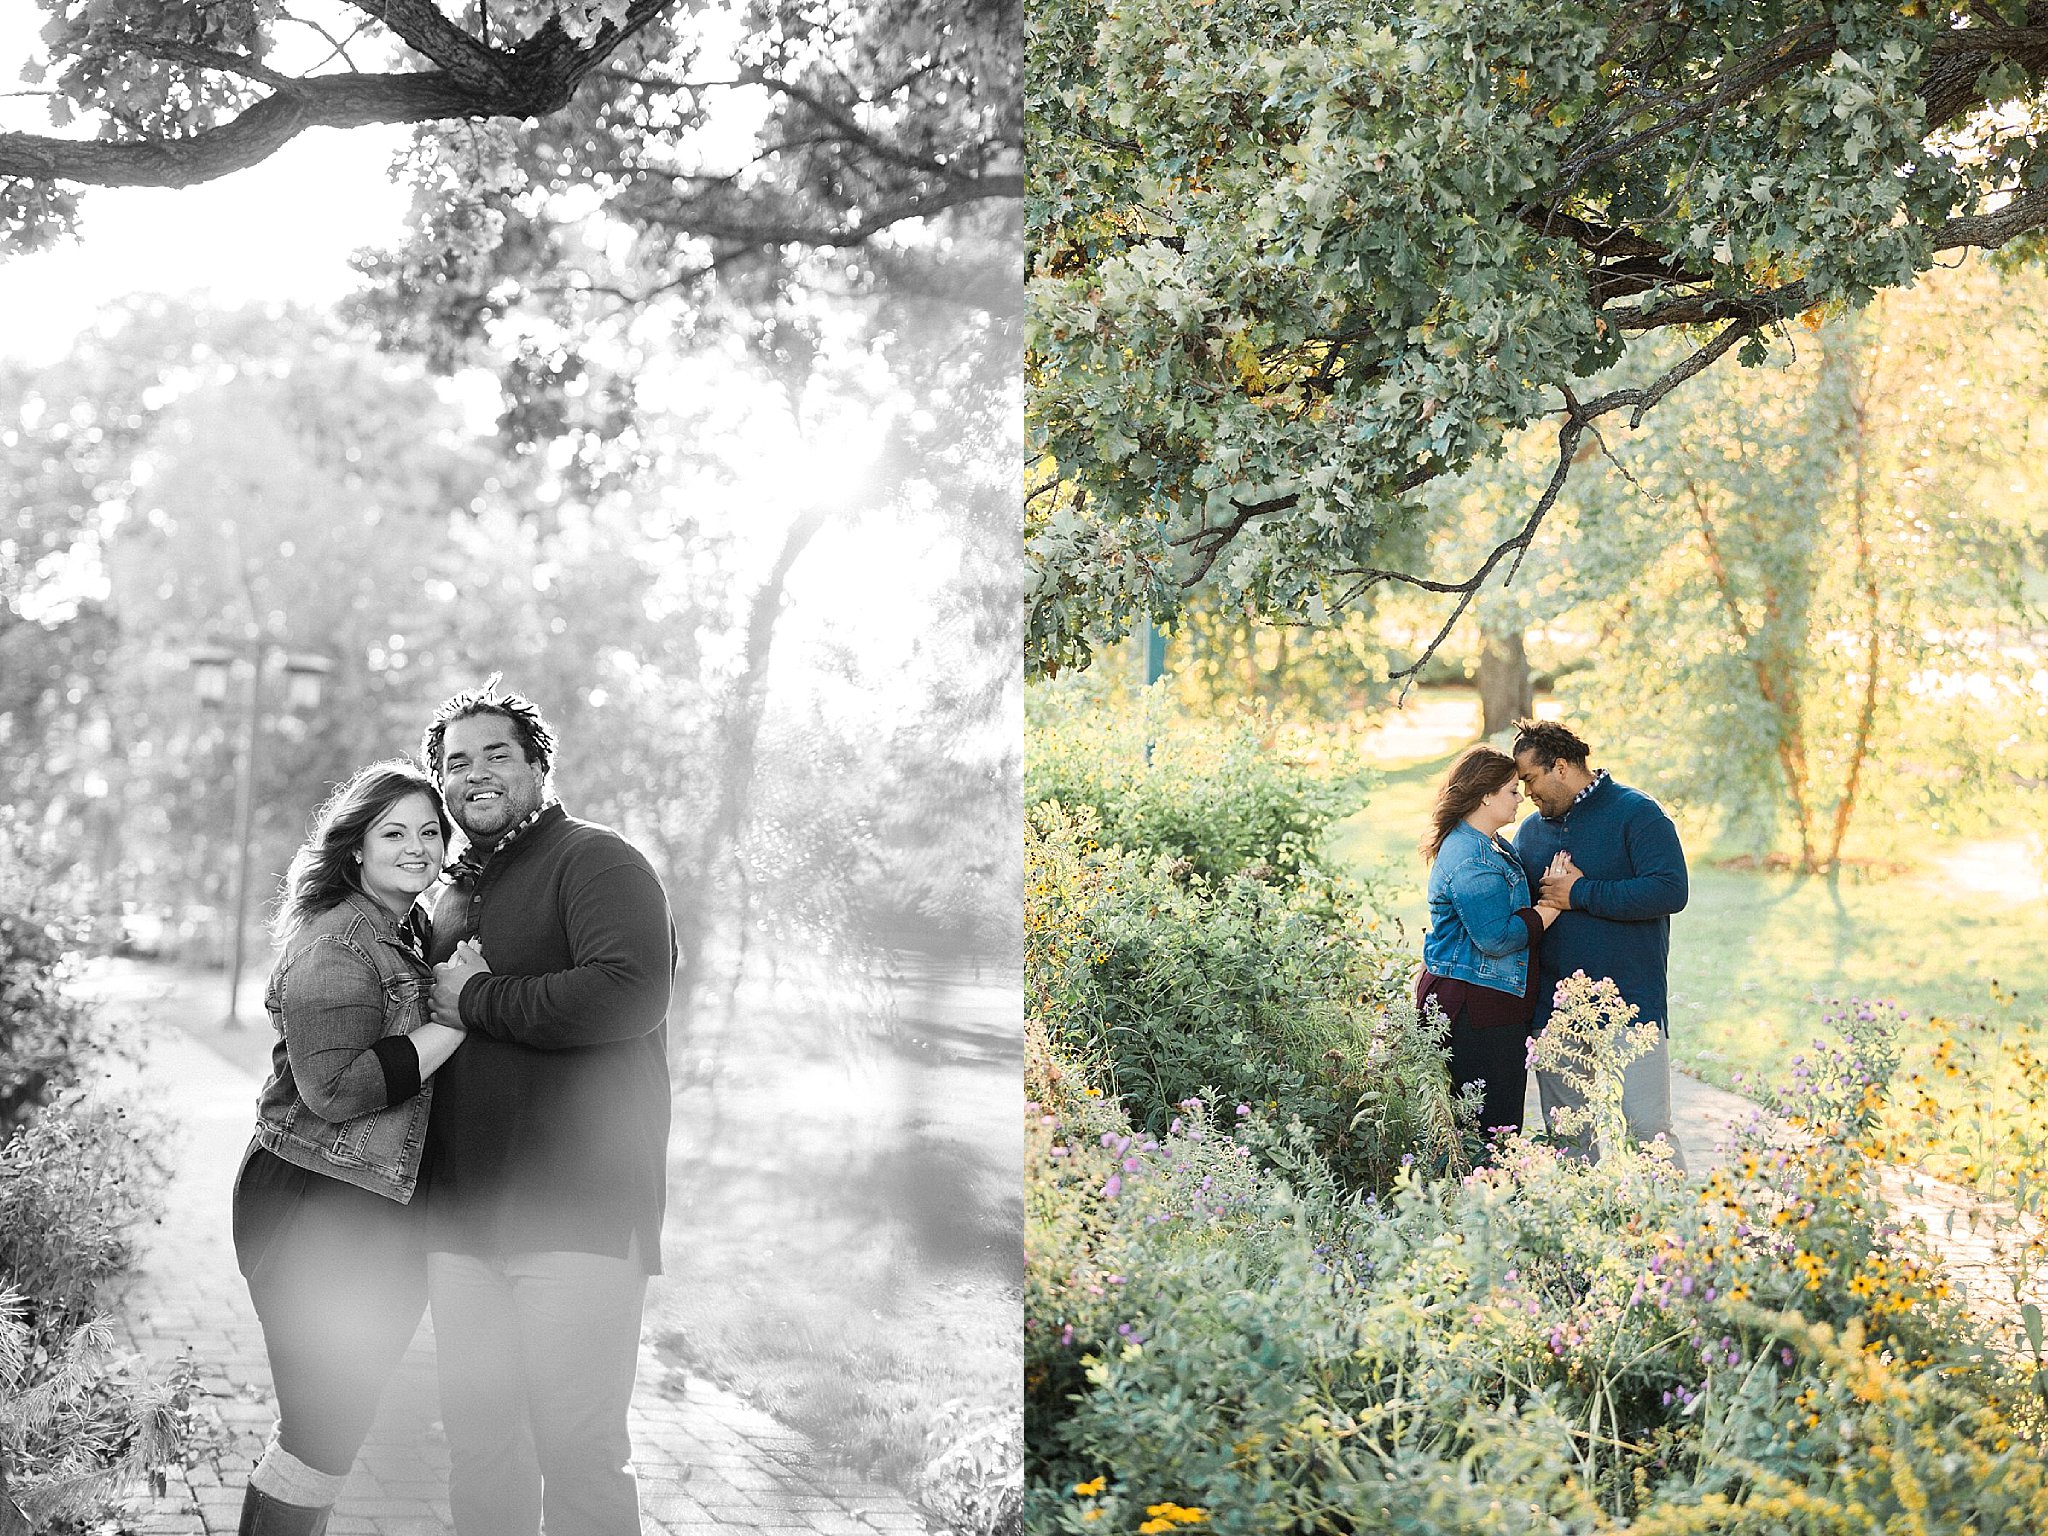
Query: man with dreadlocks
417,676,676,1536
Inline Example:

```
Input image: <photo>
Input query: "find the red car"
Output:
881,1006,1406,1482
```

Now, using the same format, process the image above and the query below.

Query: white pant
428,1245,649,1536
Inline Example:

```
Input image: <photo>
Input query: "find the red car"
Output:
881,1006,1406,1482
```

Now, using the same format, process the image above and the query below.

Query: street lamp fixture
188,642,335,1028
188,644,234,707
282,653,334,713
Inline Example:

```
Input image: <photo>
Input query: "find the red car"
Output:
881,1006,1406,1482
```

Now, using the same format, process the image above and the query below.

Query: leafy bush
1025,981,2048,1533
1027,803,1466,1191
0,1096,170,1347
1851,991,2048,1325
0,1294,196,1531
1025,679,1360,884
0,809,187,1519
917,1402,1023,1536
0,814,111,1134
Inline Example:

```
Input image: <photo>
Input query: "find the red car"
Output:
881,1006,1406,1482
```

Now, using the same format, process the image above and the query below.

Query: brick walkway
94,983,935,1536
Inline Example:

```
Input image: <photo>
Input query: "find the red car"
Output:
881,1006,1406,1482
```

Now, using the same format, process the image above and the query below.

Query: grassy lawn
655,953,1020,1526
1326,691,2048,1096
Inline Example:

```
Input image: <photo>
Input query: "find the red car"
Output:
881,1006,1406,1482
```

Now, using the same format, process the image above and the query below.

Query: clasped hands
431,938,490,1030
1538,851,1582,912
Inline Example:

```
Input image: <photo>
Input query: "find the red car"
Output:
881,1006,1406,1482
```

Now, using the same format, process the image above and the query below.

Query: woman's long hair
271,760,451,943
1420,745,1519,863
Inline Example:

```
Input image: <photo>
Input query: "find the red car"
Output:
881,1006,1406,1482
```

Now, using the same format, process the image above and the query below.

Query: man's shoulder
1602,779,1676,825
544,812,663,881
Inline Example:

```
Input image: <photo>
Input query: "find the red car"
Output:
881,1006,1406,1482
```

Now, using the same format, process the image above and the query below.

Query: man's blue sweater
1511,775,1688,1033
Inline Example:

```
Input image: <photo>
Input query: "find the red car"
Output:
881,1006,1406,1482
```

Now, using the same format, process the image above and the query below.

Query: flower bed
1026,983,2048,1533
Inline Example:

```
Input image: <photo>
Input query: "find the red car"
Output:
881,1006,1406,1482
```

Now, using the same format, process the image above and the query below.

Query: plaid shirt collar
445,797,559,887
1541,767,1610,824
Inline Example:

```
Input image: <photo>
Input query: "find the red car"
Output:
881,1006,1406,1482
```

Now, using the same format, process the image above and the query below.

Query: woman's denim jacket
1421,820,1534,995
252,891,433,1202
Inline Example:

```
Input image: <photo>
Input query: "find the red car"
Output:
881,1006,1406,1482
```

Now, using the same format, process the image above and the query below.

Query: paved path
90,978,935,1536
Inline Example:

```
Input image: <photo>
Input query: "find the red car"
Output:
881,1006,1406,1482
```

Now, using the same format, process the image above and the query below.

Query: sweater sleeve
276,938,420,1121
1572,804,1689,921
458,859,674,1049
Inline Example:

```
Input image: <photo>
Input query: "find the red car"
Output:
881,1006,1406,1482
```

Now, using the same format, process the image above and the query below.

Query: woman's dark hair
420,672,556,780
1511,719,1590,772
1420,745,1519,863
271,760,451,942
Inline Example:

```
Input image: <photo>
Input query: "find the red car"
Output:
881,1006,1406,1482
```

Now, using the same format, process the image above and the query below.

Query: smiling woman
234,758,468,1534
356,793,448,916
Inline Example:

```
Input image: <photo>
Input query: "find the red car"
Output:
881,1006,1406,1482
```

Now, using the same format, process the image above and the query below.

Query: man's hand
1540,852,1583,910
432,938,490,1029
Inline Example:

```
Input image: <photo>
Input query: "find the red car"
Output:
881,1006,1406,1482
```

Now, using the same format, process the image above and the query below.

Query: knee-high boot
235,1485,331,1536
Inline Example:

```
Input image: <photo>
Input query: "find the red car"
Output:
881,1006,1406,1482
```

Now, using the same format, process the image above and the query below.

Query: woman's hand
431,938,491,1028
1540,852,1582,910
1534,901,1563,929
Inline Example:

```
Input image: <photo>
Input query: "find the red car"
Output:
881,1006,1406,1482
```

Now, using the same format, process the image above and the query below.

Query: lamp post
1139,618,1166,766
189,645,334,1027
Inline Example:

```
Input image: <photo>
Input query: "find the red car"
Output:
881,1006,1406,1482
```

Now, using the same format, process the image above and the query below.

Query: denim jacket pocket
380,971,425,1037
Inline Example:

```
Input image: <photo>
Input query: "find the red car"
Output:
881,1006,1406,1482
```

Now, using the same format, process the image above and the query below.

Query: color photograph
1027,4,2048,1531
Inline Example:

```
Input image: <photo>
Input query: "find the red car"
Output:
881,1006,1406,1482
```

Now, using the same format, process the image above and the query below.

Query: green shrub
0,1096,170,1347
1027,803,1467,1192
0,809,188,1519
0,1293,197,1531
0,818,110,1133
1025,983,2048,1534
1025,679,1360,884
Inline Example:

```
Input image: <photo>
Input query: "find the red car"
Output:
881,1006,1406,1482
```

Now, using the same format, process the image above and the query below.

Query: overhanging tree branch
1349,315,1761,684
347,0,515,95
0,0,680,190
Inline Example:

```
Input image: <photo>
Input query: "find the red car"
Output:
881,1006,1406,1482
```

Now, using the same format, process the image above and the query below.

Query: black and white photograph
0,3,1021,1533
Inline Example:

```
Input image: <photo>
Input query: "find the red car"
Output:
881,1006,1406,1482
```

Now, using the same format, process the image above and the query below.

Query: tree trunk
1824,350,1883,874
1689,482,1819,871
671,503,830,1020
1477,624,1533,737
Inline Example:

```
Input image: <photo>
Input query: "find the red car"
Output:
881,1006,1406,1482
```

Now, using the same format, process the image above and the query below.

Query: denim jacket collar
337,888,405,934
333,889,430,969
1443,818,1515,862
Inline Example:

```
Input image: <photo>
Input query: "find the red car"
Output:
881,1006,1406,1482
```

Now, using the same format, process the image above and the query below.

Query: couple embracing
1417,719,1690,1169
230,678,675,1535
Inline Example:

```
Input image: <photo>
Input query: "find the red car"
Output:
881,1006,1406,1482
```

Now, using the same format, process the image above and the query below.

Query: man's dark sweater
422,804,675,1271
1511,776,1687,1034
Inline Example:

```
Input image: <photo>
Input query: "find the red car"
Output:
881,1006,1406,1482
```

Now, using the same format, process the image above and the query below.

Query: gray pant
428,1246,650,1536
1535,1025,1688,1173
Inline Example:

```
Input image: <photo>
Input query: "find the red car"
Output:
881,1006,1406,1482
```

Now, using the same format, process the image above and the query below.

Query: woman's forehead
372,792,441,827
